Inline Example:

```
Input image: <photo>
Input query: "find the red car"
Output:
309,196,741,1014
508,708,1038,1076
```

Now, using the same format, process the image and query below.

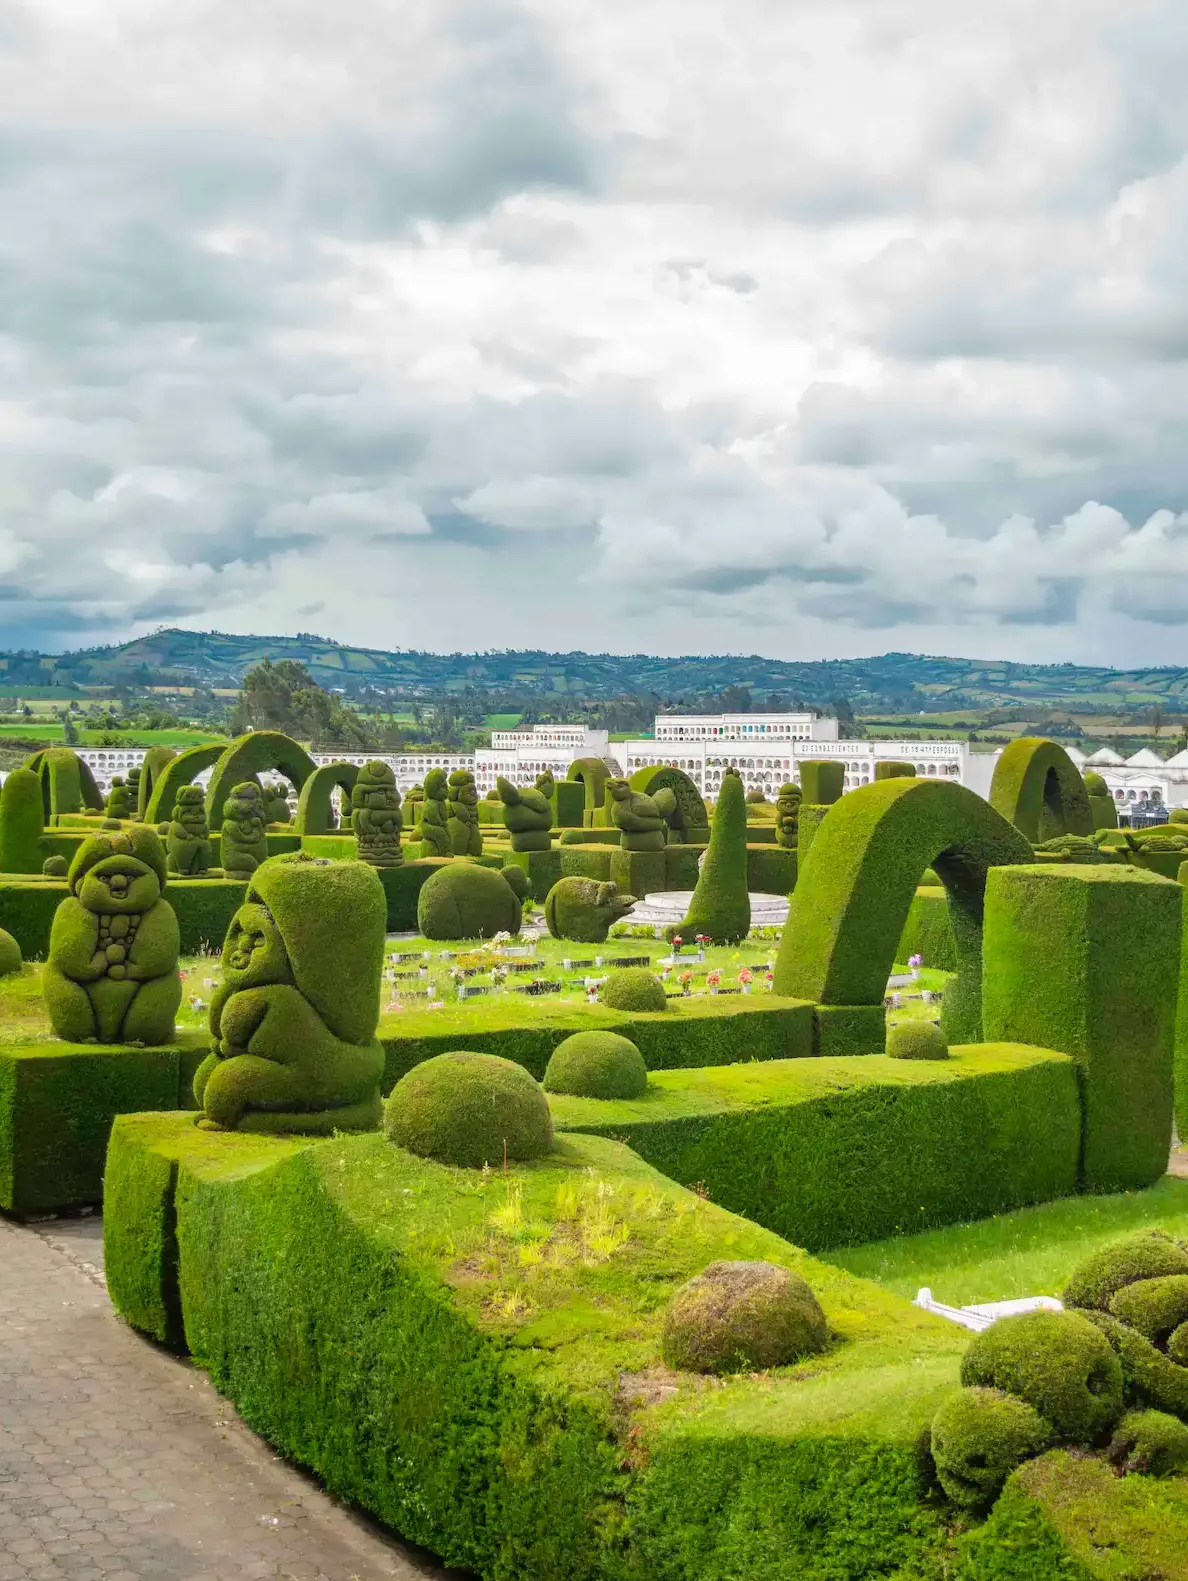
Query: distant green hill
2,628,1186,717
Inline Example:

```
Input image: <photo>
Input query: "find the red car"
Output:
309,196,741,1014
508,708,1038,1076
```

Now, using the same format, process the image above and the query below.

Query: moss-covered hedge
550,1044,1079,1251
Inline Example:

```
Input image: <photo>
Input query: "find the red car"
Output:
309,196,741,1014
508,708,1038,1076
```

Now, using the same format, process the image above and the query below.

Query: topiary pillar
0,766,47,874
264,781,292,825
351,761,403,866
166,786,214,876
677,766,750,944
983,864,1180,1192
799,761,844,805
220,782,269,878
447,770,483,857
104,775,133,822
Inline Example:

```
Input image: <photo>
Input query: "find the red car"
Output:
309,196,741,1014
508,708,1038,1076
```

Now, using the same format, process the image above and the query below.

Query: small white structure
913,1288,1064,1333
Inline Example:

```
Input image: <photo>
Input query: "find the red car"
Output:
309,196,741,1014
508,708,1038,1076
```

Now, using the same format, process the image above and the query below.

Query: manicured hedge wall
746,845,797,896
502,847,563,901
0,880,65,961
550,1044,1080,1251
558,828,622,845
0,877,247,959
560,847,615,882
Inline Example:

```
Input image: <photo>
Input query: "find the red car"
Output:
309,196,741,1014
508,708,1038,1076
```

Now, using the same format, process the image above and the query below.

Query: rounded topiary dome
384,1051,553,1167
960,1309,1124,1442
416,862,522,941
543,1031,648,1099
1063,1231,1188,1312
599,967,667,1014
886,1020,949,1061
662,1260,828,1375
42,855,68,878
930,1387,1050,1509
0,928,21,977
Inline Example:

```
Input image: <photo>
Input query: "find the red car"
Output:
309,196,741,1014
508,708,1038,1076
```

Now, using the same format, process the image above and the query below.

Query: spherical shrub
543,1031,648,1100
931,1387,1050,1509
1170,807,1188,826
1064,1231,1188,1312
417,862,522,941
599,967,667,1014
384,1051,552,1168
1084,772,1109,797
1108,1409,1188,1477
960,1310,1124,1442
886,1020,949,1061
662,1260,828,1375
0,928,21,977
1109,1275,1188,1345
42,855,68,878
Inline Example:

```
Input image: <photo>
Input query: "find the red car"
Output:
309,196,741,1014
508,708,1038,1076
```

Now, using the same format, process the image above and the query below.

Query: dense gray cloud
3,0,1188,663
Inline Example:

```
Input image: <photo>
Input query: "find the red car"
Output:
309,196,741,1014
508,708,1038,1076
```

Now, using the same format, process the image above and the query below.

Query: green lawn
0,724,228,748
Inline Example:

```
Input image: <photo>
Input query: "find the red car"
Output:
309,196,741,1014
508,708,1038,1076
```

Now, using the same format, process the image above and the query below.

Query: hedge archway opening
295,761,360,835
24,748,104,820
137,746,177,819
567,757,613,824
144,743,226,825
989,738,1093,843
203,732,317,833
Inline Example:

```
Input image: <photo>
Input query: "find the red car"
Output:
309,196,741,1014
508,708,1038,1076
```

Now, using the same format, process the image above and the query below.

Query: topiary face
384,1051,553,1167
221,901,293,990
930,1387,1050,1509
75,852,162,915
960,1309,1124,1442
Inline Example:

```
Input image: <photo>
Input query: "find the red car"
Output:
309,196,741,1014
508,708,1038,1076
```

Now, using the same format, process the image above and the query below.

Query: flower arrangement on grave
706,969,721,993
678,970,694,995
738,966,754,993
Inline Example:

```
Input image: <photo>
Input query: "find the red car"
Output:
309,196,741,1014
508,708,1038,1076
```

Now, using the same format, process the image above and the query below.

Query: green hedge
559,828,622,845
551,1044,1080,1251
989,737,1094,843
665,843,703,890
982,864,1179,1193
746,845,797,896
744,823,777,843
611,848,667,899
560,847,615,882
0,880,65,960
799,762,844,804
299,832,359,860
896,885,957,972
377,994,814,1087
0,876,247,959
502,847,563,901
105,1115,965,1580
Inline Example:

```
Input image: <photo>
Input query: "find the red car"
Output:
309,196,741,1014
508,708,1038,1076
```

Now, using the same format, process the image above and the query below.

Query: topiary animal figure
417,862,523,940
931,1387,1050,1509
42,855,68,878
220,782,269,879
0,766,47,874
534,770,556,799
599,966,667,1013
544,877,635,943
543,1031,647,1099
774,782,801,849
264,780,292,825
662,1261,828,1375
447,769,483,857
351,761,403,867
104,775,133,825
385,1051,553,1167
0,927,22,977
607,778,674,851
192,853,386,1134
42,827,181,1045
414,769,450,856
166,786,213,877
676,766,750,945
887,1020,949,1060
497,776,553,852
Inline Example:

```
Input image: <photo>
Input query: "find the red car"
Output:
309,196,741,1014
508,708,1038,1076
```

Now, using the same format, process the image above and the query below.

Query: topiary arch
990,738,1093,844
772,778,1031,1045
144,743,226,825
203,732,317,833
24,749,104,819
295,761,360,835
137,746,177,819
629,766,710,843
567,757,612,823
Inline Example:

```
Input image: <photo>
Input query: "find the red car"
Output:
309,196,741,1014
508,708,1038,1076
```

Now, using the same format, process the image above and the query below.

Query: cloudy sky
4,0,1188,665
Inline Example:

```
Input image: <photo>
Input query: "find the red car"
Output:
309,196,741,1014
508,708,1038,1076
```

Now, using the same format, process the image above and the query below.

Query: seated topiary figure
497,776,552,852
544,877,635,943
662,1261,828,1374
676,766,750,945
607,778,674,851
42,854,68,878
42,827,181,1045
543,1031,647,1099
193,853,386,1134
501,863,530,904
887,1020,949,1060
774,782,801,849
104,775,133,825
220,782,269,878
384,1051,553,1167
351,761,403,867
0,927,22,977
414,769,450,857
599,966,667,1013
960,1310,1124,1442
166,786,213,877
447,769,483,857
931,1387,1050,1509
264,780,292,825
417,862,523,940
1108,1410,1188,1477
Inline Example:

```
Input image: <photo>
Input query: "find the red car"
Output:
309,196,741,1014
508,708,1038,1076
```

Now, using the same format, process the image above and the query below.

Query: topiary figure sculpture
417,862,523,940
599,967,667,1013
661,1261,828,1374
166,786,213,877
125,766,143,818
497,776,553,852
42,855,68,878
774,782,801,849
543,1031,647,1098
220,782,269,879
535,770,556,800
42,827,181,1045
930,1387,1050,1509
192,853,386,1134
675,766,750,945
544,877,635,943
264,780,292,824
960,1310,1124,1442
384,1051,553,1167
414,769,450,857
447,769,483,857
0,766,47,874
104,775,133,825
351,761,403,867
0,928,22,977
607,778,674,851
886,1020,949,1060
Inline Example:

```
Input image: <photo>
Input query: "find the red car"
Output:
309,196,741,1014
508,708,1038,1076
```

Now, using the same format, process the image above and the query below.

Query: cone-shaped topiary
886,1020,949,1060
1063,1232,1188,1312
0,927,22,976
497,776,552,852
384,1051,553,1167
960,1310,1124,1442
42,855,68,877
351,761,403,867
607,778,673,851
676,767,750,945
774,782,801,850
599,967,667,1013
447,769,483,857
166,785,213,876
104,775,133,822
220,782,269,878
264,781,292,824
544,877,635,943
0,766,46,874
543,1031,648,1098
414,769,450,856
193,853,386,1134
417,862,523,940
930,1387,1050,1509
42,827,181,1045
661,1261,828,1375
1108,1410,1188,1477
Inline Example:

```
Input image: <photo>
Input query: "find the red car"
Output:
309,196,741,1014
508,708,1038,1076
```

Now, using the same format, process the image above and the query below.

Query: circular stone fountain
626,890,790,928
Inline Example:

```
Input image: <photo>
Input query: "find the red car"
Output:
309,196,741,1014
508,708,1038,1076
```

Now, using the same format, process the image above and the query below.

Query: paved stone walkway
0,1214,457,1581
